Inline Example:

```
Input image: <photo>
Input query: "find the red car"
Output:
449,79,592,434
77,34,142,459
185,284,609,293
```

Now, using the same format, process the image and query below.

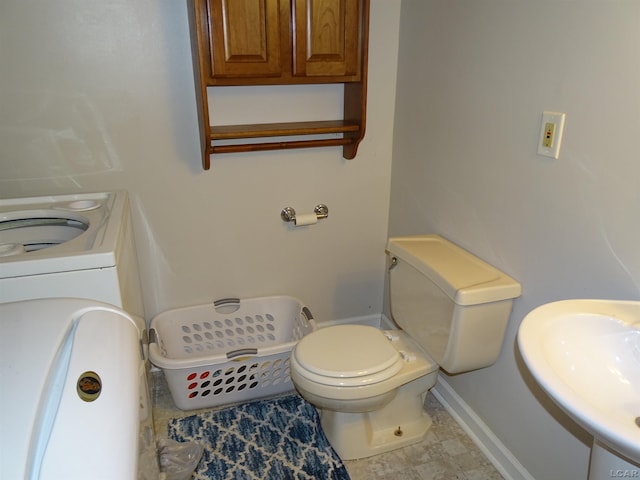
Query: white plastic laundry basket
149,296,316,410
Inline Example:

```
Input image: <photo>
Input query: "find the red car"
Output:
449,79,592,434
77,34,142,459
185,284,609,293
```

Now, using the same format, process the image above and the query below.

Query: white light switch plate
537,111,566,159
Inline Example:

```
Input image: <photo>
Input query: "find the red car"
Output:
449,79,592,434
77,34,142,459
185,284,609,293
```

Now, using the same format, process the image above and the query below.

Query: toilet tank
386,235,521,373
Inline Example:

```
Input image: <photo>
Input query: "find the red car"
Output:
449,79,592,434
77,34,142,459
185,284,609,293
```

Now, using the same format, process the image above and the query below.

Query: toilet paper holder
281,204,328,224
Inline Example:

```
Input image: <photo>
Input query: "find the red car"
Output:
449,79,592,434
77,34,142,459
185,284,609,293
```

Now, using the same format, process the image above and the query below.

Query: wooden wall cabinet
189,0,370,170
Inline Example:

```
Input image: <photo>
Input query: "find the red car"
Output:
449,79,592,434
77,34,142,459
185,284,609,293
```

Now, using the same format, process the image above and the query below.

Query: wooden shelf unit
188,0,370,170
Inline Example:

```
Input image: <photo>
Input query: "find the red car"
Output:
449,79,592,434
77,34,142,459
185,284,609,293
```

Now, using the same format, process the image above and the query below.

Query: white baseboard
432,377,535,480
316,313,382,328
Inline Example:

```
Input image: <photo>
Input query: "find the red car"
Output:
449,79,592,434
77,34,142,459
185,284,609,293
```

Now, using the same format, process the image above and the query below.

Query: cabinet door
291,0,361,79
206,0,283,78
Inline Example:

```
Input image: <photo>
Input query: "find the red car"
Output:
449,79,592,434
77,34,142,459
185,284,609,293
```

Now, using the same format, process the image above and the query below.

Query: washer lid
0,191,125,279
293,325,401,379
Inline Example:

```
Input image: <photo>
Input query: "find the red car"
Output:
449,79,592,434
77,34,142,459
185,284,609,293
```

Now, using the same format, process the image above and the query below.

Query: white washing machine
0,192,160,478
0,298,159,479
0,190,145,326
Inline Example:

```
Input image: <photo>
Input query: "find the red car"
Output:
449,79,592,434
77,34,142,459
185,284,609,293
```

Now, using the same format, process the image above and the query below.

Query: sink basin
518,299,640,465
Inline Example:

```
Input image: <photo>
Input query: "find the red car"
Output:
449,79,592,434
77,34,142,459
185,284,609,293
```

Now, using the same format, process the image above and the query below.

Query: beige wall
390,1,640,479
6,0,639,478
0,0,402,322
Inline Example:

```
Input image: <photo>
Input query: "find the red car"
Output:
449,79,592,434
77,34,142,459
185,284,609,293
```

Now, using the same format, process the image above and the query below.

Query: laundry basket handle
213,297,241,314
302,306,314,322
147,328,163,365
226,348,258,359
148,328,158,344
301,306,317,331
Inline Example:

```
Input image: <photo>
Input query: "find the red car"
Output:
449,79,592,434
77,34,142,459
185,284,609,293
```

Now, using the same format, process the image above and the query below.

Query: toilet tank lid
386,235,521,305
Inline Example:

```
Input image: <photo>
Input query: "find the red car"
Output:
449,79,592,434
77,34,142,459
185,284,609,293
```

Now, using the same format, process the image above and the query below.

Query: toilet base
318,372,437,460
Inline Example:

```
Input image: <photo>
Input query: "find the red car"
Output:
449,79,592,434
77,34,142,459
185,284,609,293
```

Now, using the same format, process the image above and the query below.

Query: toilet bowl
291,325,440,460
290,235,521,460
291,325,437,413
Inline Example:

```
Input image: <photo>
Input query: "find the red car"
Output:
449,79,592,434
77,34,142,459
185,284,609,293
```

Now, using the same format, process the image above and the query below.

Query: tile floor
342,394,504,480
151,371,504,480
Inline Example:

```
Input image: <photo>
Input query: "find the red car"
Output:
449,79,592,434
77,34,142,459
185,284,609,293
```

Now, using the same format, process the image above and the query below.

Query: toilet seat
292,325,405,387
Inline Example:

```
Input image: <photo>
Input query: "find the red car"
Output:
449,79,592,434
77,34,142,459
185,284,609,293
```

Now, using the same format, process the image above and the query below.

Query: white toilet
290,234,521,460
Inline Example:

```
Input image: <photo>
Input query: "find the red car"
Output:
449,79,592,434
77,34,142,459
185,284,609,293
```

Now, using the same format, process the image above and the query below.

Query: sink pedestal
589,439,640,480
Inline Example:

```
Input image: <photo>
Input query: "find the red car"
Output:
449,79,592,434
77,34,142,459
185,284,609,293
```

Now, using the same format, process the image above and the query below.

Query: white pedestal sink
518,299,640,479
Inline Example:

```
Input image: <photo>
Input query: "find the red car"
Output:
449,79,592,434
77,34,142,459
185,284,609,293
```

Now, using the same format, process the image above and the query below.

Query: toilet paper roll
294,213,318,226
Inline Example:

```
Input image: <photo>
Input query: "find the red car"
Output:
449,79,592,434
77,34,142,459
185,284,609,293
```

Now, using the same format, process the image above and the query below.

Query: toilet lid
293,325,402,385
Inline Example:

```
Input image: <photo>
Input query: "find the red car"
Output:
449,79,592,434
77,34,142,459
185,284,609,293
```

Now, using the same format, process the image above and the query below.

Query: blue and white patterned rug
167,394,351,480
